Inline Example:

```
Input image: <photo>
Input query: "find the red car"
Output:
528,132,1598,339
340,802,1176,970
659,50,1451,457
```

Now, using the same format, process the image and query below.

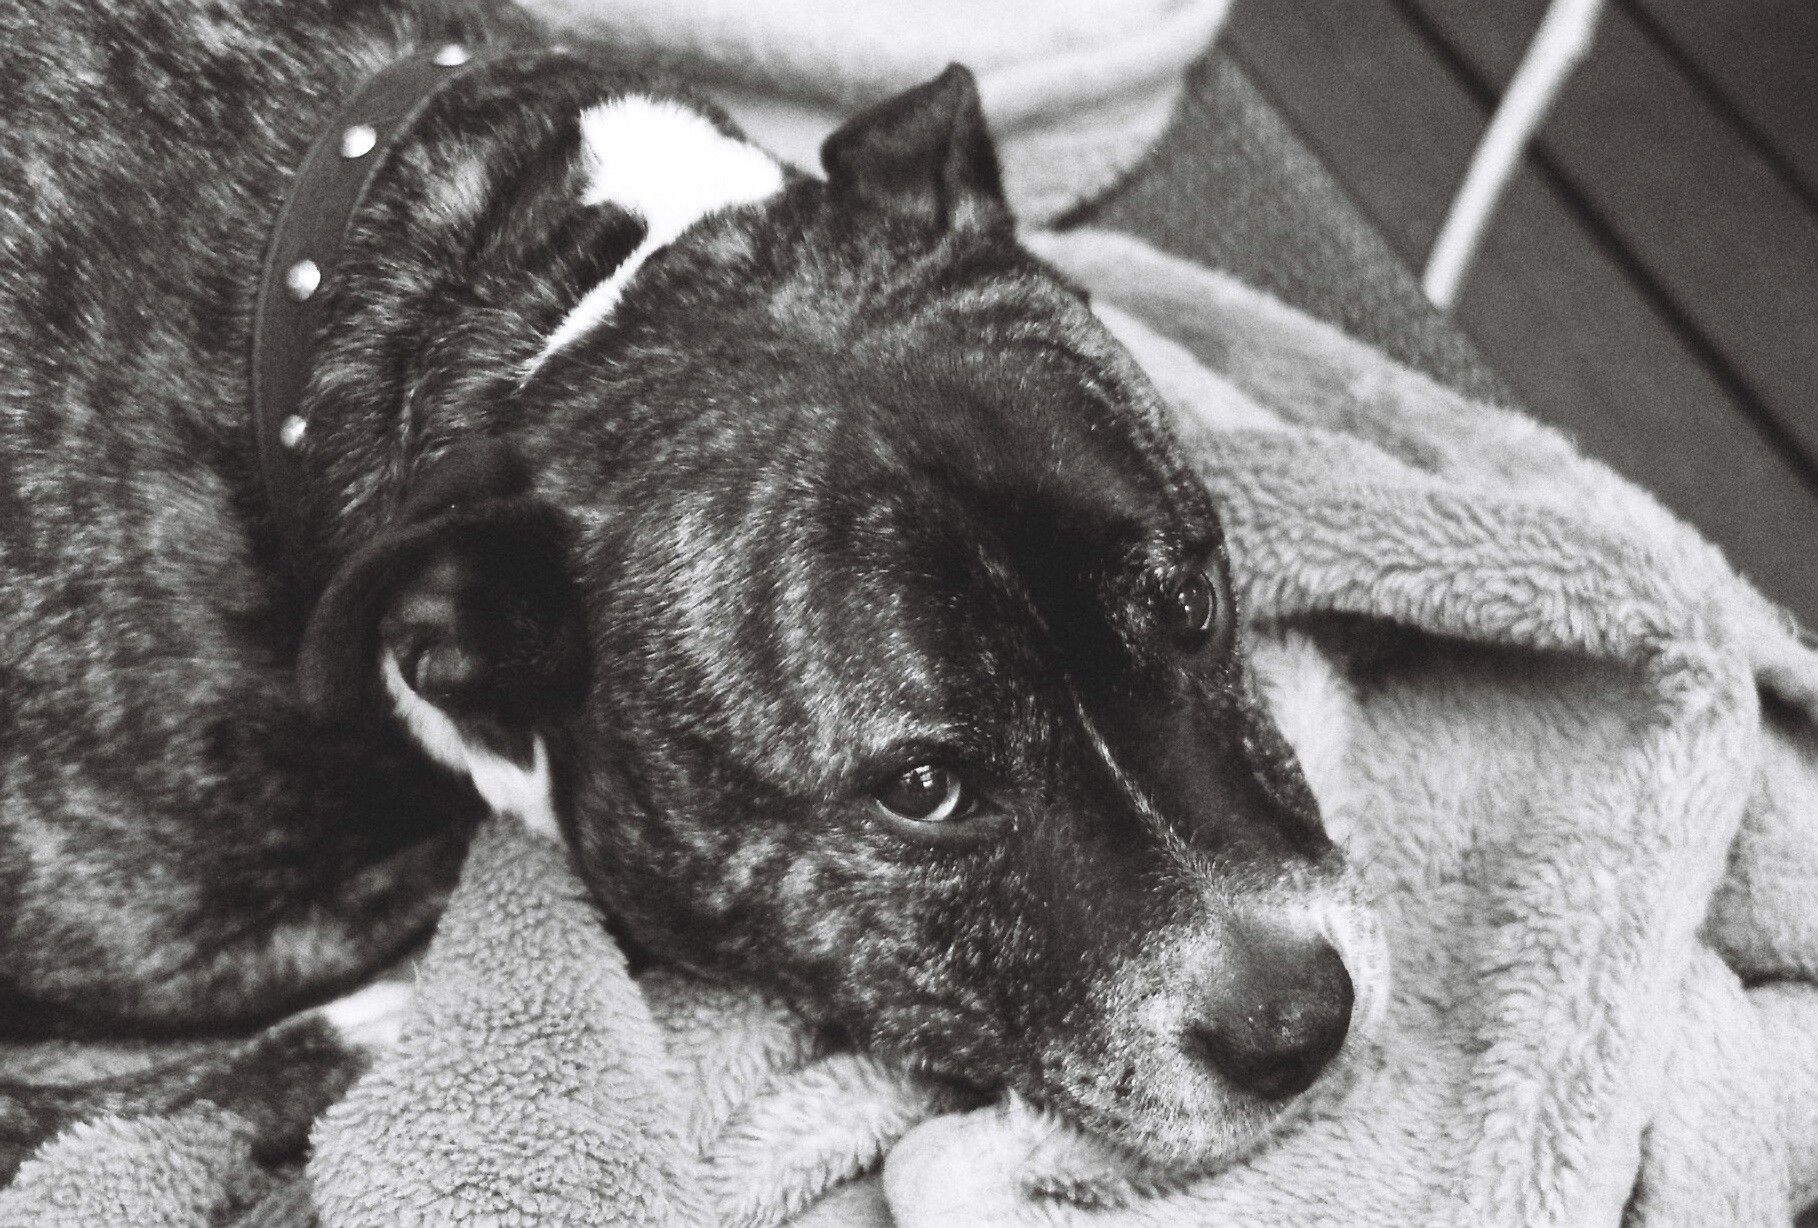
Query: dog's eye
1170,571,1229,649
875,764,969,823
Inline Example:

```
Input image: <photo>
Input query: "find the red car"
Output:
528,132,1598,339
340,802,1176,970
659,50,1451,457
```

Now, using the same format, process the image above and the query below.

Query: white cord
1422,0,1607,310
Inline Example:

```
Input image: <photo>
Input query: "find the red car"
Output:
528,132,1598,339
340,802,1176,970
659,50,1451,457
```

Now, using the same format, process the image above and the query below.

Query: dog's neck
253,45,498,574
259,45,781,588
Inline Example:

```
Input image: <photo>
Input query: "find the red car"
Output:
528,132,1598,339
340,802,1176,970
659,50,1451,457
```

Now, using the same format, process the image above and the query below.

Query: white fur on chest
528,96,785,369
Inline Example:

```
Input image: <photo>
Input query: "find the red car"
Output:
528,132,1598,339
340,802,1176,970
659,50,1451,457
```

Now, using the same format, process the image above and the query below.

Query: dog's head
303,65,1375,1171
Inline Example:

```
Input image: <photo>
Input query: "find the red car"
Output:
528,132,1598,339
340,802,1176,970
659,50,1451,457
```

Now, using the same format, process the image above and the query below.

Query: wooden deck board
1230,4,1474,259
1630,0,1818,205
1221,0,1818,625
1408,0,1818,468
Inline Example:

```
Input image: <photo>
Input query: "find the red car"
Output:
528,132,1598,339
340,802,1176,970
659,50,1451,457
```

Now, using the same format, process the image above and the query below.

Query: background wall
1089,0,1818,629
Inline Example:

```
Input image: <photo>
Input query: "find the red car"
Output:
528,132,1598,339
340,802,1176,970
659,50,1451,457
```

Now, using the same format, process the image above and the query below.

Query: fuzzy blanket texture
6,1,1818,1226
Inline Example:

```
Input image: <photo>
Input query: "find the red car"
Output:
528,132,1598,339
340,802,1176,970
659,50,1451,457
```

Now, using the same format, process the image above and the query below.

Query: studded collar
250,43,489,571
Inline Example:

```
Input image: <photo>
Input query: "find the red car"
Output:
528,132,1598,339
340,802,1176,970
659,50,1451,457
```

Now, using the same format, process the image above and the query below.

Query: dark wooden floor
1222,0,1818,628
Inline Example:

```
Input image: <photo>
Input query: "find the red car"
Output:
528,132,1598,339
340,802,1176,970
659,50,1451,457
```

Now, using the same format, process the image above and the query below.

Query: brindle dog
0,0,1368,1170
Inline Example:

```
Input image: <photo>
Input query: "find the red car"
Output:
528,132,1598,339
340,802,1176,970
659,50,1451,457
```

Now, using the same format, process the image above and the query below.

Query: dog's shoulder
0,0,548,1034
0,0,535,370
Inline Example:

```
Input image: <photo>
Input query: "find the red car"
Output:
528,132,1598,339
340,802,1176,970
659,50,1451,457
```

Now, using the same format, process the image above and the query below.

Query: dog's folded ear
821,63,1009,232
297,440,587,777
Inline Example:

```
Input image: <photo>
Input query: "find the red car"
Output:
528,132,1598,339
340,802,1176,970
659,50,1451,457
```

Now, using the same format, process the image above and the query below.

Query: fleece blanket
7,5,1818,1228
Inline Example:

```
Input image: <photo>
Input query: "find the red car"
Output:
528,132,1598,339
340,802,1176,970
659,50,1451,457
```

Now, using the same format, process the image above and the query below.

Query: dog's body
0,0,561,1034
1,0,1371,1169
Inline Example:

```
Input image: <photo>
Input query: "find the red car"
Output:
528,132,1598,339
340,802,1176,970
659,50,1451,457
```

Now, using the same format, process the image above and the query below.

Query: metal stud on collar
278,414,309,450
339,124,377,159
284,259,321,301
254,46,496,575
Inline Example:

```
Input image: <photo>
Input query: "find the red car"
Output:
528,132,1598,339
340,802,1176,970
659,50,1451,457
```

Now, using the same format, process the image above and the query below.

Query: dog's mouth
999,891,1389,1186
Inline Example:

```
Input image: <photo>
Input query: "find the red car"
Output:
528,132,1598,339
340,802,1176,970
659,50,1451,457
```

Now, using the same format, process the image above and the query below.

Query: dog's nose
1186,926,1353,1101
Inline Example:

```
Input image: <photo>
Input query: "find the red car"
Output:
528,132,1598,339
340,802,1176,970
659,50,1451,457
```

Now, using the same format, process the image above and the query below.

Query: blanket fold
308,819,702,1227
306,817,958,1228
4,5,1816,1226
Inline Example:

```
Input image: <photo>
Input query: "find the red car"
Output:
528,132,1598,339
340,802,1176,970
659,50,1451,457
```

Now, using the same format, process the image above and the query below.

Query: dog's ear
298,441,586,833
821,63,1009,231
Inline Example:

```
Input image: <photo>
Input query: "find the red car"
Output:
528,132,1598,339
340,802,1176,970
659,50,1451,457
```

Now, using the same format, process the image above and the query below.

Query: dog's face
304,67,1368,1171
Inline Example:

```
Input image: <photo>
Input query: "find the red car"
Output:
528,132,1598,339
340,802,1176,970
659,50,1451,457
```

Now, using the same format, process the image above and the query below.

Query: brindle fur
0,0,1355,1167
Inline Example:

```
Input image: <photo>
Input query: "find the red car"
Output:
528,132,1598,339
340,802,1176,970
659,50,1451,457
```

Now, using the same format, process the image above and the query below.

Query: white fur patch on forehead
527,95,785,370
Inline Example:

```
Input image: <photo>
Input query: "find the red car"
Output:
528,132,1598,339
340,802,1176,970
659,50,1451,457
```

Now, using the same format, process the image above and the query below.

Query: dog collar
251,44,491,570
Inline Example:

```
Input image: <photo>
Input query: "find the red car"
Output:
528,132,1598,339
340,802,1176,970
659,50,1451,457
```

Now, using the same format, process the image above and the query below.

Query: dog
0,0,1374,1172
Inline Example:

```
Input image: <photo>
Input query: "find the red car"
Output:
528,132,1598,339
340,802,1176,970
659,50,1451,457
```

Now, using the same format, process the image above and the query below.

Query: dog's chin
1049,1067,1299,1183
1013,1027,1374,1208
1018,913,1381,1207
1015,900,1390,1201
